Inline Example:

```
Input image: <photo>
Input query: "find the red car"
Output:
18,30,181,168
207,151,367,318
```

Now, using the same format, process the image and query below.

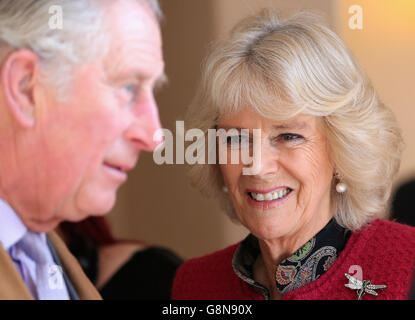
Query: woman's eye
276,133,305,145
281,134,302,141
226,135,250,149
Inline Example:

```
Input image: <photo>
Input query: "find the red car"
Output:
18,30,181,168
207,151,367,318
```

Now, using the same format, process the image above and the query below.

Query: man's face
19,1,164,231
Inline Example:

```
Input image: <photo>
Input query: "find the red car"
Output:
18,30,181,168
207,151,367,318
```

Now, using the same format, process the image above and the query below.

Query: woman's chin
241,216,288,241
238,207,299,241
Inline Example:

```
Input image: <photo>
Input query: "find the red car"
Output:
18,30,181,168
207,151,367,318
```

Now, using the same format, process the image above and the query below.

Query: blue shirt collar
0,198,28,250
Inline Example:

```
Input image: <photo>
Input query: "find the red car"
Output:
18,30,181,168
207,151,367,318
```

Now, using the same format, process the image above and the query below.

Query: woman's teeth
249,188,291,201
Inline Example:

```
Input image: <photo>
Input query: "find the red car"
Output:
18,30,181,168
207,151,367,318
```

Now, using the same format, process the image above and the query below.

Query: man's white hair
147,0,163,20
0,0,161,96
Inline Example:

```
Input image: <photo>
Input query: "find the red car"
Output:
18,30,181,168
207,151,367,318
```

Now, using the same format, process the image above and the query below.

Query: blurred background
106,0,415,259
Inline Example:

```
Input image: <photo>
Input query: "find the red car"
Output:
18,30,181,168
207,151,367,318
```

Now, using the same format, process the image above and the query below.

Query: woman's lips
246,187,293,210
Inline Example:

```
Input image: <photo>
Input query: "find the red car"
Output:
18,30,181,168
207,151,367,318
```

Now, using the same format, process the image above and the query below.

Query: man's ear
1,49,39,128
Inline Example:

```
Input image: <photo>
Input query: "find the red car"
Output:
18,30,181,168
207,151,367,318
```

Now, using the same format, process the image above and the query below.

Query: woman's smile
245,187,294,210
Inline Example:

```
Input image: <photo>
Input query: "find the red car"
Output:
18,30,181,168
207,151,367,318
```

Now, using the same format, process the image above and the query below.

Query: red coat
172,219,415,300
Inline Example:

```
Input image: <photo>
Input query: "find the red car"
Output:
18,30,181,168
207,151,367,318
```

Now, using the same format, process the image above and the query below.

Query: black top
391,179,415,227
67,239,183,299
100,246,183,300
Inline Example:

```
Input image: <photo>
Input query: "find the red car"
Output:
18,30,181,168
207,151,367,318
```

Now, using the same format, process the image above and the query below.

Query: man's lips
103,161,134,173
103,161,134,182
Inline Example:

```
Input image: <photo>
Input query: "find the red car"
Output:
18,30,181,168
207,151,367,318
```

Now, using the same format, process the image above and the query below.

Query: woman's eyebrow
215,126,249,131
272,122,309,130
217,122,309,131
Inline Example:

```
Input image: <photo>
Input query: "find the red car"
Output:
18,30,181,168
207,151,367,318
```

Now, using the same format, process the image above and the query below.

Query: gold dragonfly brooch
344,273,387,300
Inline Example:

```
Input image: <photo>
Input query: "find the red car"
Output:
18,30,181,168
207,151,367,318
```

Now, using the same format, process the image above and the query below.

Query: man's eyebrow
154,72,168,91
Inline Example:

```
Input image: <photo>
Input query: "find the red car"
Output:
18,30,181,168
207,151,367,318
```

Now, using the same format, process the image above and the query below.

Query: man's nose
125,92,163,151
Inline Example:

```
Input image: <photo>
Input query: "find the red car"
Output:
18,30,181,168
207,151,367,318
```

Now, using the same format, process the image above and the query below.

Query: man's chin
74,186,118,214
27,217,62,233
77,194,117,218
53,207,110,230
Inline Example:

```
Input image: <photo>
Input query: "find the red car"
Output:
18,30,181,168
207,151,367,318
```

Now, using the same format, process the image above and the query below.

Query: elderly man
0,0,164,299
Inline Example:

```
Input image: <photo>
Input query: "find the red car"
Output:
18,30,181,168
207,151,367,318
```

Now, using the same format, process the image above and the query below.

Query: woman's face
218,108,335,242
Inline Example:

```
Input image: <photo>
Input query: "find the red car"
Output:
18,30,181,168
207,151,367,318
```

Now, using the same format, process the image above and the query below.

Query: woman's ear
1,49,39,128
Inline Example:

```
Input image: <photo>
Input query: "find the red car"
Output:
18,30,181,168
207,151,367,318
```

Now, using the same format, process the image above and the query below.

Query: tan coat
0,231,101,300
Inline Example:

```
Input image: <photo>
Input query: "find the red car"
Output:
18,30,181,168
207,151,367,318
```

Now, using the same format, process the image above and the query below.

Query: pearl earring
336,182,347,193
334,171,347,193
222,186,228,193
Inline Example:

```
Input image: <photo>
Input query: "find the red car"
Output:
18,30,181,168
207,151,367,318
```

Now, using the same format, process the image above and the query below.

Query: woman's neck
254,213,333,299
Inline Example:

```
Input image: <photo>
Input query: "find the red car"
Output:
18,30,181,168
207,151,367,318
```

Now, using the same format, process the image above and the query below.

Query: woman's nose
245,142,280,178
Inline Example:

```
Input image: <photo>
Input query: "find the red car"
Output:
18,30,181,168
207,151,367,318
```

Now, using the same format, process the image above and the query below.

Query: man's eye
122,84,139,103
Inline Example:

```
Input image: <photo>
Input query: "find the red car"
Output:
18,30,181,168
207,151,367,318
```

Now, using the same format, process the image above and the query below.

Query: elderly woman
172,10,415,300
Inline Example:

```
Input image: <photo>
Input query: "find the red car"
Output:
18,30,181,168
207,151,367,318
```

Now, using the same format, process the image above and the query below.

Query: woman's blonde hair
186,9,404,231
